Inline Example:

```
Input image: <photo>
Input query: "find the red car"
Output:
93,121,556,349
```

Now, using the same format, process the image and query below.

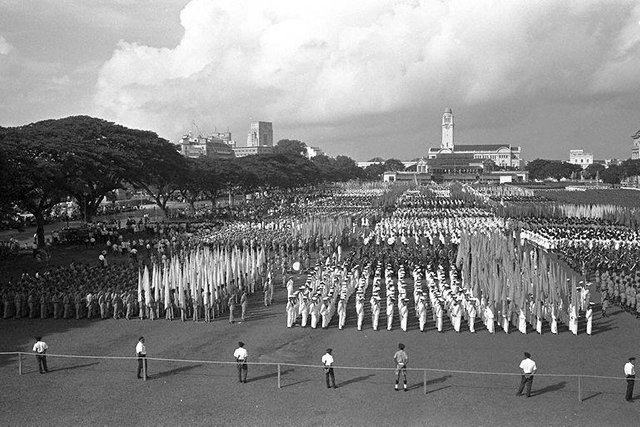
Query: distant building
427,108,523,168
177,132,235,159
357,161,384,169
305,146,324,159
568,149,593,169
246,121,273,147
632,131,640,160
233,146,274,158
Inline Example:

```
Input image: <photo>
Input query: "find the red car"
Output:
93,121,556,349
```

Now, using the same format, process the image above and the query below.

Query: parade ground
1,275,639,427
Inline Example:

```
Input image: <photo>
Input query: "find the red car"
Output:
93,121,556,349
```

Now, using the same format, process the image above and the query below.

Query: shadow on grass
425,385,452,395
152,363,203,379
337,374,375,388
281,378,313,388
532,381,566,396
581,391,601,402
247,368,293,383
48,361,100,373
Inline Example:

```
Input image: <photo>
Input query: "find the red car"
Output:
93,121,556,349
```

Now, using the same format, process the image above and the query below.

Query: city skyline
1,0,639,161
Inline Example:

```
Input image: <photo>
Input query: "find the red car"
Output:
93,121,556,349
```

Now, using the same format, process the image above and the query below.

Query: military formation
1,183,639,338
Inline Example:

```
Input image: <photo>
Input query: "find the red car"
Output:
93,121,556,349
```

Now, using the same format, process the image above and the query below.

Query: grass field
2,273,640,426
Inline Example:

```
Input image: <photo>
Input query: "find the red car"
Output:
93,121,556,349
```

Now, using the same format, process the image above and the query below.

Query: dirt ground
1,274,639,427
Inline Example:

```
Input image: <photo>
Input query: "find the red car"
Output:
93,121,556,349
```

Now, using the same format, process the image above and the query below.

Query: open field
1,278,639,427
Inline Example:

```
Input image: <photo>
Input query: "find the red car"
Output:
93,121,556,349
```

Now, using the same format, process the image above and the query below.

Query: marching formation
1,182,638,338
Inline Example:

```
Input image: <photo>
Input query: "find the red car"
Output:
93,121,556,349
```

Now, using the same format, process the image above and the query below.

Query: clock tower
441,107,454,150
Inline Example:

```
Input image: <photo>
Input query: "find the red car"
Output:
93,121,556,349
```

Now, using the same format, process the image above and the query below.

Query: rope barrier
1,351,635,382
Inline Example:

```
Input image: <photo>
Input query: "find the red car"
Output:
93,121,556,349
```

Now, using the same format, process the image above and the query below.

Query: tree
583,163,605,180
383,158,405,171
274,139,307,157
334,155,363,181
363,163,386,180
525,159,582,181
621,159,640,177
127,137,187,216
601,164,624,184
0,125,76,246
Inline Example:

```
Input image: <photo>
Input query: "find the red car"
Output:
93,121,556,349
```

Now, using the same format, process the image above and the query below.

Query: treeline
0,116,368,246
526,158,640,184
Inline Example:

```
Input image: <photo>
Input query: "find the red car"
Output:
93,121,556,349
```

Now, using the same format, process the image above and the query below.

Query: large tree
274,139,307,157
126,136,187,216
525,159,582,181
0,124,79,246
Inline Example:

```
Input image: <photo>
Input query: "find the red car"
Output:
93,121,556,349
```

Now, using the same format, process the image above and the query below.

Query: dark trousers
626,375,635,401
325,368,336,388
517,374,534,397
237,362,248,382
137,356,147,378
36,355,48,373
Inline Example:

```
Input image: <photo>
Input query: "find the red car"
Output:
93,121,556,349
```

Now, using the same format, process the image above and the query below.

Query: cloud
94,0,640,152
0,35,13,55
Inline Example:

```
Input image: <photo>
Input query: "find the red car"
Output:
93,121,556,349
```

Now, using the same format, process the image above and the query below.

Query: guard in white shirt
33,336,49,374
624,357,635,402
136,337,147,379
233,342,248,383
516,352,537,397
322,348,337,389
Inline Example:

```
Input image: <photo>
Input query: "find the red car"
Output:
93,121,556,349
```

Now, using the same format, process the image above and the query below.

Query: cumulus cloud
0,35,13,55
94,0,640,148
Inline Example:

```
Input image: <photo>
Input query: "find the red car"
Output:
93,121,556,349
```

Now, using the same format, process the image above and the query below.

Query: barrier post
277,364,281,389
143,358,147,381
423,370,427,395
578,375,581,403
18,352,22,375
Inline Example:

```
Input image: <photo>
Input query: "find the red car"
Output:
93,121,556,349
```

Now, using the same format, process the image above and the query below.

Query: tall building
632,130,640,160
427,108,523,168
246,121,273,147
441,107,454,149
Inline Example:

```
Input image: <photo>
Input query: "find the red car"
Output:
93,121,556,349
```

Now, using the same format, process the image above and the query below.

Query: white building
568,149,593,169
306,146,324,159
427,108,523,168
632,132,640,160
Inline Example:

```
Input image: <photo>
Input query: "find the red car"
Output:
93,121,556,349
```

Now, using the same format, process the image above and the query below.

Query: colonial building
568,149,593,169
233,146,274,158
427,108,523,169
177,132,235,159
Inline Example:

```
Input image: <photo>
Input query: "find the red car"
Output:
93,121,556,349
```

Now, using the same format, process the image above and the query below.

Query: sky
1,0,639,161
